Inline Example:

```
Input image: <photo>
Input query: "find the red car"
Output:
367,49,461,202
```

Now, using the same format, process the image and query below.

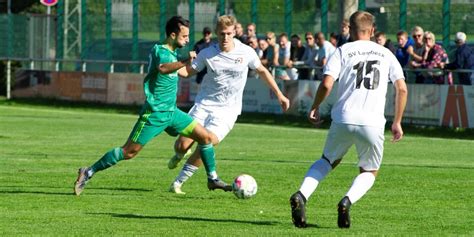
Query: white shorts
322,122,385,171
188,104,238,142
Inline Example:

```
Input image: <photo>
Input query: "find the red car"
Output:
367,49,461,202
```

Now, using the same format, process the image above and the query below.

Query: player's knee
360,168,378,177
122,147,139,160
200,134,212,145
331,159,342,169
174,140,188,154
196,131,213,145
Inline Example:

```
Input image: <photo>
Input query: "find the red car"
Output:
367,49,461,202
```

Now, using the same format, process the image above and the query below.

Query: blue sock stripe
183,165,197,172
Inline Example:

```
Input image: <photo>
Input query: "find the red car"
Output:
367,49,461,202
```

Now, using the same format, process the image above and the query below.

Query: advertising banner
107,73,144,105
242,77,285,114
11,70,474,128
440,85,473,128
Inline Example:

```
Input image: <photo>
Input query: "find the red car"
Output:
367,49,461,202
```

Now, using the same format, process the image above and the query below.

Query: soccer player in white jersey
167,15,290,194
289,11,407,228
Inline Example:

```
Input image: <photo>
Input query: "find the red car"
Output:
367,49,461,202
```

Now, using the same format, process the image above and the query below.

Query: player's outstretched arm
178,65,198,78
159,51,196,75
308,75,334,126
255,65,290,112
391,79,408,142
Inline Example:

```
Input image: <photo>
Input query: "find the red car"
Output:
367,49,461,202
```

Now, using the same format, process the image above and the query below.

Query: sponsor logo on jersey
235,57,243,64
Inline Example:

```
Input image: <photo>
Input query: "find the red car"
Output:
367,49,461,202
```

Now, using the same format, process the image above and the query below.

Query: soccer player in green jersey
74,16,229,196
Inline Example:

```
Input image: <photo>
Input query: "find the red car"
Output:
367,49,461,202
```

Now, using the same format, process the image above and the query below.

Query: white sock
299,158,332,201
87,168,94,178
208,171,218,180
175,164,199,184
345,172,376,204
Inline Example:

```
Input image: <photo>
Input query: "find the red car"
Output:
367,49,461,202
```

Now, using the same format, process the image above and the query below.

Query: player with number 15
289,11,408,228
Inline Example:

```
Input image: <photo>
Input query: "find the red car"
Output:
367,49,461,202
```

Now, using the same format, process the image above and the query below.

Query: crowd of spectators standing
193,21,474,85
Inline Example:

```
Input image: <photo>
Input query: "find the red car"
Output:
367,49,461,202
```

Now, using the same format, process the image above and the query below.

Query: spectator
445,32,474,85
314,32,336,80
258,37,269,61
235,23,248,44
246,23,257,39
315,32,336,67
264,32,279,69
412,31,451,85
395,30,414,67
248,36,262,58
247,36,262,78
276,33,294,80
336,19,351,47
329,32,338,47
374,31,396,53
290,34,306,62
300,32,319,80
408,26,425,83
288,34,306,80
193,26,215,84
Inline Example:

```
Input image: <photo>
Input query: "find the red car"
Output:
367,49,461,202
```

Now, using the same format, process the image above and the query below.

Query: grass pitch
0,102,473,236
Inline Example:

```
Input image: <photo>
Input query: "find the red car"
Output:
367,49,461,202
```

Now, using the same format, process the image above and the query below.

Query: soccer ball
232,174,258,199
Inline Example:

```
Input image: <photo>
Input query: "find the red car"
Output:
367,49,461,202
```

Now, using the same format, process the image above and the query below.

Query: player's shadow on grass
0,190,73,196
0,186,153,196
90,212,280,226
89,187,154,192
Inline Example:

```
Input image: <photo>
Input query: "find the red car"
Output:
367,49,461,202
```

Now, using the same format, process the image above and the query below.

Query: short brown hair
341,19,350,27
374,31,386,38
397,30,408,38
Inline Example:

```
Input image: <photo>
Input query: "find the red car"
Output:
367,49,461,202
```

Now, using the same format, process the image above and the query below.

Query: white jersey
324,40,404,128
192,39,261,114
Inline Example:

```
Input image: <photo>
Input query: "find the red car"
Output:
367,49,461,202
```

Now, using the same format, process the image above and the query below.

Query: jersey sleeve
191,50,206,72
147,45,159,73
323,47,342,80
388,53,405,83
248,48,262,69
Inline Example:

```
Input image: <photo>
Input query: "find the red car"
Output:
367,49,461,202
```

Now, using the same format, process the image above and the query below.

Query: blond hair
349,11,374,34
411,25,424,36
424,31,435,42
216,15,237,32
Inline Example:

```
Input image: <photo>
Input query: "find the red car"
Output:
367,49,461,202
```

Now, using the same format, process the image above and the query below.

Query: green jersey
143,44,179,112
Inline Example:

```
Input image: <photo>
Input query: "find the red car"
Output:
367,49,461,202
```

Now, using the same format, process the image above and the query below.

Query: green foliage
0,102,473,235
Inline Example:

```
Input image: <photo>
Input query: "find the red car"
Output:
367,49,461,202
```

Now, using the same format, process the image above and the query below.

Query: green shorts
128,107,197,145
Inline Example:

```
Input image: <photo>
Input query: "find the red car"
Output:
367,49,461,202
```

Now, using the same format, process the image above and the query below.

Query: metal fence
1,0,474,97
1,0,473,69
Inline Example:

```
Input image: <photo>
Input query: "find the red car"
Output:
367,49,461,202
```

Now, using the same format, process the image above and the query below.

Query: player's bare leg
75,140,142,196
174,124,232,192
169,150,202,194
168,135,195,169
338,169,378,228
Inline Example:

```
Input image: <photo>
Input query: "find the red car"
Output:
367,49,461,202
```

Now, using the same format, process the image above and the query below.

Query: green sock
198,143,217,179
90,147,124,173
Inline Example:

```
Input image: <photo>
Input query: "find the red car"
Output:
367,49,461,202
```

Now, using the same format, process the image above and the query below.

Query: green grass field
0,102,473,236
